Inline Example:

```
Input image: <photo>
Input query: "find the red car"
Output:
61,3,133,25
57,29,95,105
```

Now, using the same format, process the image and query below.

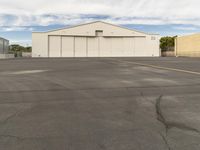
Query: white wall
74,37,87,57
32,22,160,58
48,22,147,37
32,33,48,57
49,36,61,57
62,36,74,57
87,37,99,57
123,38,134,57
99,37,112,57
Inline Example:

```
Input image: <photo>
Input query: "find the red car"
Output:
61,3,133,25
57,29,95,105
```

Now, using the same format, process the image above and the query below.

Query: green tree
25,46,32,52
160,36,175,52
9,44,32,57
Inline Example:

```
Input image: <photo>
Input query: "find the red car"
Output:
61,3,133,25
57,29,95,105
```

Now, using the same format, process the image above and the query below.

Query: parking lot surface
0,57,200,150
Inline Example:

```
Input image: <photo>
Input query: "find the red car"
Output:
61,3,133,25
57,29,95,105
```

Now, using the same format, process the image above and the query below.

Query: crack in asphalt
141,93,171,150
140,93,171,150
155,95,200,134
156,95,168,132
0,109,24,125
0,104,39,140
155,95,200,150
0,134,69,141
159,133,171,150
0,134,23,140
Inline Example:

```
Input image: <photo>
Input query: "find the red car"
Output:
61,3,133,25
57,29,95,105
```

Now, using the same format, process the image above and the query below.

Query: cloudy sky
0,0,200,46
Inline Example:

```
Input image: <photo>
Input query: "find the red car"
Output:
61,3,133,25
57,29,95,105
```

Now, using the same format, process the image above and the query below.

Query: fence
161,51,175,57
0,54,15,59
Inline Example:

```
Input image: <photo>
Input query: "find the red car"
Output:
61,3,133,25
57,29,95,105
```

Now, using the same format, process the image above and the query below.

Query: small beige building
175,33,200,57
32,21,160,57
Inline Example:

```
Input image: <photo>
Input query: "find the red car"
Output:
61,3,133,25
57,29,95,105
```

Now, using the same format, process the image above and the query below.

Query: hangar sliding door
49,36,139,57
123,38,135,57
62,37,74,57
99,37,135,57
75,37,87,57
111,38,124,57
87,37,99,57
99,37,112,57
49,36,61,57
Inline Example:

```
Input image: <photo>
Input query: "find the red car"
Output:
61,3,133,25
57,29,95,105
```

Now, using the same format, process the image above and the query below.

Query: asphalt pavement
0,57,200,150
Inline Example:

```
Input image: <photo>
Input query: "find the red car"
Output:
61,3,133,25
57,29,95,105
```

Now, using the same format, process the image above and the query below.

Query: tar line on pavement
112,59,200,76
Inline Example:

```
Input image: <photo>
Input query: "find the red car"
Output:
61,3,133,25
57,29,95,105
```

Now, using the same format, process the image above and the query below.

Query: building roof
0,37,9,41
33,21,159,35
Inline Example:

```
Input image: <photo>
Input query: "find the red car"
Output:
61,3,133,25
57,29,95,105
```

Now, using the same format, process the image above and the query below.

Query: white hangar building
32,21,160,57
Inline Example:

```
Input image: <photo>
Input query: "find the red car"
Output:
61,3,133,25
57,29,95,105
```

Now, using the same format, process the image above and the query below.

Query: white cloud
0,0,200,26
0,26,34,32
172,26,198,31
10,39,32,46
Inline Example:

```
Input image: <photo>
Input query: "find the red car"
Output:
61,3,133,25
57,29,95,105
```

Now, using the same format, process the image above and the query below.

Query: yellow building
175,33,200,57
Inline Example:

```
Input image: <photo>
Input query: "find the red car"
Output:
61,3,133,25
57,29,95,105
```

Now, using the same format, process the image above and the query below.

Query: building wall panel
87,37,99,57
176,34,200,57
134,37,148,56
145,36,160,57
62,36,74,57
75,37,87,57
49,36,61,57
111,38,124,57
0,40,3,53
99,37,112,57
48,21,146,37
32,33,48,57
123,38,135,57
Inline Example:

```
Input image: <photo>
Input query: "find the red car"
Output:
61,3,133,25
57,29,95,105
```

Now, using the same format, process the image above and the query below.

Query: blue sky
0,0,200,46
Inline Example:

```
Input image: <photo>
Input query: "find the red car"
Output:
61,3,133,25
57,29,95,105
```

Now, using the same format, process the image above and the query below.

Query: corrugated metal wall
0,39,3,53
0,38,9,54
